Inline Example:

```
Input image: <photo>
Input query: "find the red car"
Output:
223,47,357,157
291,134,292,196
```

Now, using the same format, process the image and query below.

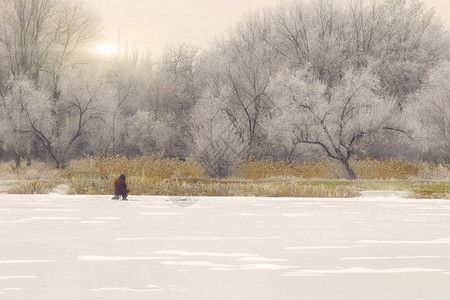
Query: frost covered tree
0,0,56,83
189,88,247,178
269,67,401,179
104,52,140,156
0,76,36,167
409,62,450,163
372,0,448,100
0,0,100,86
0,0,57,164
3,70,105,168
0,0,100,164
127,111,174,156
46,0,101,99
2,77,54,165
266,0,447,94
204,13,278,158
138,43,200,157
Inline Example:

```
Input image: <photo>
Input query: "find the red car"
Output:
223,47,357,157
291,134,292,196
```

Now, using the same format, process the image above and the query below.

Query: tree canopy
0,0,449,178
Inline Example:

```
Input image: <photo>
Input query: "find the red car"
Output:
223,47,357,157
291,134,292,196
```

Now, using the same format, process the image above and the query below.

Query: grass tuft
238,158,449,180
1,158,448,198
7,180,56,194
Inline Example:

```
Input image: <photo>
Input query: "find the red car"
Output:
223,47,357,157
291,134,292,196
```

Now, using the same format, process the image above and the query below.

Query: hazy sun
96,43,117,56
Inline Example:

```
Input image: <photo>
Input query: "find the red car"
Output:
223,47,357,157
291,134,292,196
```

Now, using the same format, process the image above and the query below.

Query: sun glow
96,43,117,56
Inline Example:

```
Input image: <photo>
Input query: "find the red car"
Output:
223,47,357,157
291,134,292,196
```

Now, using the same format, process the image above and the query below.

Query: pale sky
85,0,450,58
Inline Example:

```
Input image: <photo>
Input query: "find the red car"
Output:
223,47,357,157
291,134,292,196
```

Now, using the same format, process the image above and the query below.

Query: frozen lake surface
0,194,449,299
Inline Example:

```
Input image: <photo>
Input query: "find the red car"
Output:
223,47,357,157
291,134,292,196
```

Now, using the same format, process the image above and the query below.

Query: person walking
112,174,130,200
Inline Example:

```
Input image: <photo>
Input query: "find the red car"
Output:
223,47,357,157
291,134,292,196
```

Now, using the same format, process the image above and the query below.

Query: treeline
0,0,449,178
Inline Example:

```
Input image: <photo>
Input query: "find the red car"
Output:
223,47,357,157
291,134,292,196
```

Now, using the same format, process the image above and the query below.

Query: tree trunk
26,140,32,167
14,135,20,168
14,152,21,168
341,159,356,180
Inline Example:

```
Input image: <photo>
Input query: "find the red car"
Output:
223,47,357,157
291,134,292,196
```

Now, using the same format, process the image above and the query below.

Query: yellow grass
238,158,449,180
7,180,56,194
1,157,448,198
68,176,360,198
67,156,204,181
0,161,61,181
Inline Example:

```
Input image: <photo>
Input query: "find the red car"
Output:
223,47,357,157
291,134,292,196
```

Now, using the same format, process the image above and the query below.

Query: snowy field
0,193,449,300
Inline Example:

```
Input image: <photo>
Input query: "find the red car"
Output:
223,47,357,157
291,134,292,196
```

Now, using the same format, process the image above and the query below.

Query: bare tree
0,0,100,165
409,62,450,163
5,69,105,168
211,13,278,157
0,76,35,167
371,0,447,100
45,0,101,99
140,43,200,157
347,0,380,70
0,0,56,83
127,110,175,156
0,0,56,165
189,88,247,178
269,67,401,179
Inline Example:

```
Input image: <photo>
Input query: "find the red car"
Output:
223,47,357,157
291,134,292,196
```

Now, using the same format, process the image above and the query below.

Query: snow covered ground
0,193,449,299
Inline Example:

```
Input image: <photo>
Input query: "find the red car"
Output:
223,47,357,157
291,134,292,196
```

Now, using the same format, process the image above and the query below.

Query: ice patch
240,213,263,216
342,256,441,260
0,276,37,279
357,238,450,244
169,285,188,291
1,216,80,223
2,288,22,291
0,260,54,264
26,217,81,221
417,207,450,210
282,267,443,276
153,250,257,257
0,220,26,223
286,246,363,250
93,217,120,220
160,261,232,267
241,264,297,270
237,257,289,262
281,213,311,217
34,208,79,211
140,212,181,215
379,204,425,208
412,214,450,216
92,285,163,292
79,256,177,261
118,236,279,241
79,220,108,224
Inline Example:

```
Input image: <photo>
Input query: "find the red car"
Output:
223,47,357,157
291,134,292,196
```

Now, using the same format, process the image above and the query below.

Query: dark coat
114,177,130,195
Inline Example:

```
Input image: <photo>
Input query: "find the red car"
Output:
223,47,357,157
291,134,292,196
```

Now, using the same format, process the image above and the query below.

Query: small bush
7,180,55,194
407,182,450,199
0,162,14,179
